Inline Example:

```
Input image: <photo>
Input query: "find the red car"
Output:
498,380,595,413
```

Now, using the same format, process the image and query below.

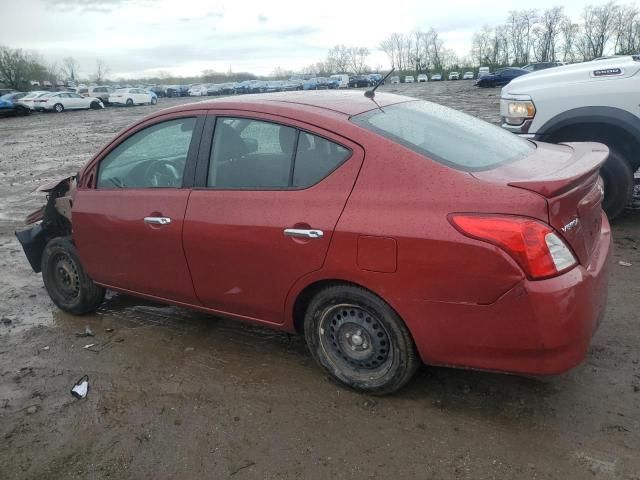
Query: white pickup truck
500,56,640,218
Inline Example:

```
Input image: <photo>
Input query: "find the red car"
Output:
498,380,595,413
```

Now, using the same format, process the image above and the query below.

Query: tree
532,7,566,62
326,45,350,73
347,47,370,74
0,46,44,90
581,2,618,59
93,58,109,83
560,19,580,63
61,56,79,82
613,4,640,54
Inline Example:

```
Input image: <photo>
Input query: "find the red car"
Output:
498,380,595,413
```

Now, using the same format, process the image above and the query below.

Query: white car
463,71,474,80
404,75,415,83
34,92,104,113
188,85,208,96
417,74,428,82
109,88,156,106
17,91,50,110
431,73,442,81
329,74,349,88
500,55,640,218
390,76,400,84
448,72,460,80
478,66,490,78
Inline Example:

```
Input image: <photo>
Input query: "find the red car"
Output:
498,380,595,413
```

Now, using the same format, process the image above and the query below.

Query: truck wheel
304,285,419,395
41,237,105,315
600,149,634,219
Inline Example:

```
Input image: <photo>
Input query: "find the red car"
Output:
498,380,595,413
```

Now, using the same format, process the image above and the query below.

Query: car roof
159,90,414,117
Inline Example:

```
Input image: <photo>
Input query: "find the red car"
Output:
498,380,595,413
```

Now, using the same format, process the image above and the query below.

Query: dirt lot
1,82,639,479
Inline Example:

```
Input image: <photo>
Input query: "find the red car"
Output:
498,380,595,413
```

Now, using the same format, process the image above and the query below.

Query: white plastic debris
70,375,89,399
618,261,632,267
83,343,97,349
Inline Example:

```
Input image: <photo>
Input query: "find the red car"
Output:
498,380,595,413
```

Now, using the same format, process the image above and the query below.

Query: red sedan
17,91,611,394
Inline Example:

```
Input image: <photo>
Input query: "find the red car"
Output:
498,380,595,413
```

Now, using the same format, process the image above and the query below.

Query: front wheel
41,237,105,315
151,97,157,105
90,101,101,110
54,103,64,113
304,285,419,395
126,98,133,106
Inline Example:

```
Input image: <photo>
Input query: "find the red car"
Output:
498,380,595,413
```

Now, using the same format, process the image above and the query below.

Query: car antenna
365,68,394,99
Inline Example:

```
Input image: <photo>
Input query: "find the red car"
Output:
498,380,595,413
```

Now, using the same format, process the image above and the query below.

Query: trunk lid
472,141,608,264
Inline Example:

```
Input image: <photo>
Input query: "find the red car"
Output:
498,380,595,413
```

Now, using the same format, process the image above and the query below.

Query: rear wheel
41,237,105,315
304,285,419,395
599,149,634,218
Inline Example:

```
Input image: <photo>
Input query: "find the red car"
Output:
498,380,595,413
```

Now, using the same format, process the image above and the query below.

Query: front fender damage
15,175,76,273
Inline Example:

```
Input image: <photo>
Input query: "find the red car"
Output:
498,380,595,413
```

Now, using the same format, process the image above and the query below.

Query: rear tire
304,285,419,395
41,237,105,315
600,149,634,219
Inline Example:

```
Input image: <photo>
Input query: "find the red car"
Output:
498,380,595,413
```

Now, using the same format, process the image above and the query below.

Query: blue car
0,92,30,117
475,67,529,87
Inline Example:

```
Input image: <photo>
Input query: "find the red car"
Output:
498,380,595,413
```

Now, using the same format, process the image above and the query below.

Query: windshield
351,100,534,171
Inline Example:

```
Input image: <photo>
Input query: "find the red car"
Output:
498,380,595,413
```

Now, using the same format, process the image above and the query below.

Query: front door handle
144,216,172,225
284,228,324,239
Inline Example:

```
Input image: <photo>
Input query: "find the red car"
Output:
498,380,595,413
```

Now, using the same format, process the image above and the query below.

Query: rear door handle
144,216,172,225
284,228,324,239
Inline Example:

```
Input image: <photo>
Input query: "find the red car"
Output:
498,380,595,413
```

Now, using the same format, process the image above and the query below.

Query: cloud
258,13,268,23
45,0,140,12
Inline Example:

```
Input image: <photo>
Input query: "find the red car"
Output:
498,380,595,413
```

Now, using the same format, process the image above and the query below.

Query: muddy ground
1,82,639,479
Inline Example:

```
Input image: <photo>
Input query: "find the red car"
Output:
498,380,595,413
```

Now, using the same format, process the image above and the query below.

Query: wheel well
292,280,396,335
546,122,640,171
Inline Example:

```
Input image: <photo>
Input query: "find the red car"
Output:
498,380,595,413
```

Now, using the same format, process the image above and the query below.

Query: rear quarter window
351,100,534,171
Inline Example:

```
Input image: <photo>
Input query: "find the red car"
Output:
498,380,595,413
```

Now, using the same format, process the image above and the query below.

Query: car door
68,93,85,109
73,112,206,303
182,112,364,324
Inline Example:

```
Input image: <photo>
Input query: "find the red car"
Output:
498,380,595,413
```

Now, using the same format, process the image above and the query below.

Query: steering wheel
144,159,181,187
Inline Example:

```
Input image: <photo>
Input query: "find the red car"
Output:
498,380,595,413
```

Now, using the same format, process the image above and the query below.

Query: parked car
165,85,181,97
207,84,223,96
17,91,49,110
463,71,474,80
330,74,349,88
88,86,115,105
17,91,611,395
348,75,371,88
219,83,238,95
521,61,565,72
303,78,321,90
34,92,104,112
390,76,400,84
404,75,415,83
109,88,156,106
475,68,529,87
149,86,166,98
264,81,285,93
188,85,208,96
0,92,30,117
501,55,640,218
0,88,15,96
76,87,90,97
368,73,383,85
282,80,303,91
234,81,252,94
477,66,490,78
431,73,442,81
247,80,268,93
326,78,340,89
417,74,428,82
448,72,460,80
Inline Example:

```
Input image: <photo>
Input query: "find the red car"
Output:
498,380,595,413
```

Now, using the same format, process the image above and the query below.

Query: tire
600,149,634,219
151,97,157,105
41,237,105,315
54,103,64,113
90,101,100,110
304,285,419,395
126,98,133,106
16,105,31,116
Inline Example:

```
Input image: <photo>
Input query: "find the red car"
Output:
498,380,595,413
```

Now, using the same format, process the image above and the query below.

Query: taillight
449,214,577,280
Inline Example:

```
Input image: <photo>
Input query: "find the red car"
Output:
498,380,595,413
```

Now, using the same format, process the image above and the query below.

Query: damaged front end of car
15,176,76,272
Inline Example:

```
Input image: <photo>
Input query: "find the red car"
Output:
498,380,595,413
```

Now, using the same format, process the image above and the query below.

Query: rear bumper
398,213,612,376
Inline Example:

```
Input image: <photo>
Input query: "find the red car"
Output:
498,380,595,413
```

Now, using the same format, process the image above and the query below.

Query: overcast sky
0,0,624,79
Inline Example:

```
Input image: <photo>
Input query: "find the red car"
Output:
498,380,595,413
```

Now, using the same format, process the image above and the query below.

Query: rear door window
351,100,533,171
207,118,352,189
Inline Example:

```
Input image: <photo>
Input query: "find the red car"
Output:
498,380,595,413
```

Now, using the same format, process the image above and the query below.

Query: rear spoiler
507,142,608,198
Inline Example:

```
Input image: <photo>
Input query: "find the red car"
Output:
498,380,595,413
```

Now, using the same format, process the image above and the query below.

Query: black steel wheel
304,285,418,395
41,237,105,315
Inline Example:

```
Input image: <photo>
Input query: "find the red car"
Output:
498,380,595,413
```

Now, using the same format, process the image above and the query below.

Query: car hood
503,56,640,96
